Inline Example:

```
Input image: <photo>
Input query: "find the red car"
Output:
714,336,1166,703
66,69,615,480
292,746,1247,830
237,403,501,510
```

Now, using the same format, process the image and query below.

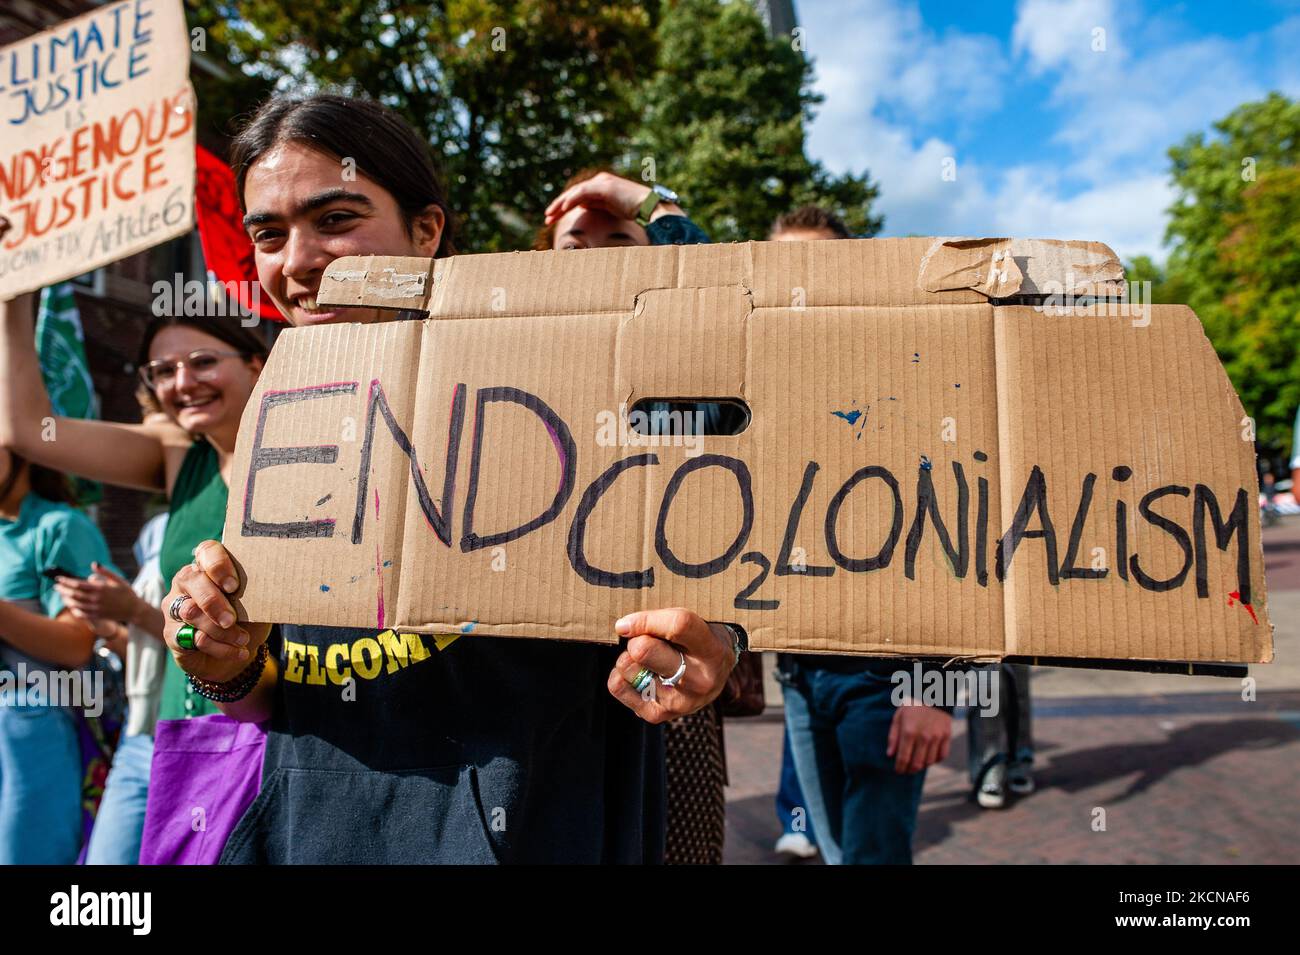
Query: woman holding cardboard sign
157,93,739,863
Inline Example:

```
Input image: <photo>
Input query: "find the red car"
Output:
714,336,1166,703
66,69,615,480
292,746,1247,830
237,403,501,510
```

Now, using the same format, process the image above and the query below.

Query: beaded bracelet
187,642,270,703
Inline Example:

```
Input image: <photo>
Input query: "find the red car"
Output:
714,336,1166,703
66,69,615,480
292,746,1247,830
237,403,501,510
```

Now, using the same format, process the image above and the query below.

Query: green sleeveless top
157,441,229,721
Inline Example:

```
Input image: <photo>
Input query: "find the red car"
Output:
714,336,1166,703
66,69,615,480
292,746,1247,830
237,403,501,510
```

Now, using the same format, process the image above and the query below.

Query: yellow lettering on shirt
351,637,383,680
324,643,351,684
303,644,326,686
379,629,432,674
288,632,449,689
283,640,306,684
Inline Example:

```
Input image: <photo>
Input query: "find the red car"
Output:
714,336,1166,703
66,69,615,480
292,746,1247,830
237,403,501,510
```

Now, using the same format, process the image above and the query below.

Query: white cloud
987,170,1173,256
1012,0,1120,74
800,0,1294,261
1032,23,1269,181
804,0,1008,172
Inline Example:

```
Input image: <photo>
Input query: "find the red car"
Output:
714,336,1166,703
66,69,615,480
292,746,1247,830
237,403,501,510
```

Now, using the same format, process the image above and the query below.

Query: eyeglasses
139,350,245,390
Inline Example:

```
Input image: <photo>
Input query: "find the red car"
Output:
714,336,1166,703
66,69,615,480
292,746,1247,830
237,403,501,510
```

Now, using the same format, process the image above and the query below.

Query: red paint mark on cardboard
1227,591,1259,625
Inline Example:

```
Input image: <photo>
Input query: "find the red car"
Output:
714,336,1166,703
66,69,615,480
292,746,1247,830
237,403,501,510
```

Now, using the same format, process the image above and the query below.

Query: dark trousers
967,663,1034,786
778,659,925,865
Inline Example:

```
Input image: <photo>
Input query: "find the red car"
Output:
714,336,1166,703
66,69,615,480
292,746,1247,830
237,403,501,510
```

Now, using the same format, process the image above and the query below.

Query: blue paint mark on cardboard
832,402,871,440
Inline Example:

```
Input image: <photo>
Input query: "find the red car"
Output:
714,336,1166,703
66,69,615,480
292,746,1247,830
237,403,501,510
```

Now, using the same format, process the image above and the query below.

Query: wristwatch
636,183,680,226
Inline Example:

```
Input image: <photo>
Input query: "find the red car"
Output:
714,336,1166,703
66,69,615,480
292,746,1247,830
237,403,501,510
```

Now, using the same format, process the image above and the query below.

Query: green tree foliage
186,3,276,148
631,0,882,241
187,0,655,251
1213,166,1300,451
1164,93,1300,451
1166,93,1300,288
1122,254,1191,308
187,0,882,250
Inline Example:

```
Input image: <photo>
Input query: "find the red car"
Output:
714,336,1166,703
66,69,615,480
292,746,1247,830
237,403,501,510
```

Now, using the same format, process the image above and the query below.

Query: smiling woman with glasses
0,304,268,504
138,349,249,391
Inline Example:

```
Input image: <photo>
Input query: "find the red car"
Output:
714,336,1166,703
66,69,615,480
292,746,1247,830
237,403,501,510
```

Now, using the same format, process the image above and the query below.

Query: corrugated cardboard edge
917,237,1126,298
318,254,437,311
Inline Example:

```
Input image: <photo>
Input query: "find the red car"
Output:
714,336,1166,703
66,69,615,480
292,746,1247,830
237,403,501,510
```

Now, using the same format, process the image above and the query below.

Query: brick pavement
721,516,1300,865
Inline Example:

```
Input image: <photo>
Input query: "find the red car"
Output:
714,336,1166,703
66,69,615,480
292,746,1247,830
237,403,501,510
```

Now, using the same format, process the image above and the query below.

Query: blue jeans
775,726,817,842
780,660,926,865
0,702,83,864
85,732,153,865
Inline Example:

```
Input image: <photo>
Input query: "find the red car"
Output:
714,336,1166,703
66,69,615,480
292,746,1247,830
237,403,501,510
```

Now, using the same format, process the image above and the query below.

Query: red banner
194,143,283,322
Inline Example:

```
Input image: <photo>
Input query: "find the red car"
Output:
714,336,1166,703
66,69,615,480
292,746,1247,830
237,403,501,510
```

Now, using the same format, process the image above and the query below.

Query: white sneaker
975,762,1007,809
774,832,819,859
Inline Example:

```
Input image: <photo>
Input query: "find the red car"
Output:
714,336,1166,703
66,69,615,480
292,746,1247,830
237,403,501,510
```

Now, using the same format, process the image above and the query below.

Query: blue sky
797,0,1300,260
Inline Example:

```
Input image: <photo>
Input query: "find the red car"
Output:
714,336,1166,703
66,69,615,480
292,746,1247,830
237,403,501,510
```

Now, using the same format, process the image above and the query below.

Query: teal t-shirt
0,492,114,665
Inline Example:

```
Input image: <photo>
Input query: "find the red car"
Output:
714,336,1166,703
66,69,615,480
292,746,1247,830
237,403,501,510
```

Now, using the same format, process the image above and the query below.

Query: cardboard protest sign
222,237,1273,666
0,0,195,298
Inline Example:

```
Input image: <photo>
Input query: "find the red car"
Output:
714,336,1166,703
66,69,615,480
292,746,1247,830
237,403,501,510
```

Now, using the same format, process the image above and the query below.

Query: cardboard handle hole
627,398,750,436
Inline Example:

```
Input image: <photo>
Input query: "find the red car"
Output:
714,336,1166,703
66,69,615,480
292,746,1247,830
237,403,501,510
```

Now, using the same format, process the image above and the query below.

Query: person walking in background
0,449,115,864
1291,405,1300,496
968,663,1035,809
769,206,954,865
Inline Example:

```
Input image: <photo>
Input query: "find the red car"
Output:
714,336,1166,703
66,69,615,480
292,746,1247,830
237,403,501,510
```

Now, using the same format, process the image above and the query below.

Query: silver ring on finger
167,594,191,623
659,651,687,688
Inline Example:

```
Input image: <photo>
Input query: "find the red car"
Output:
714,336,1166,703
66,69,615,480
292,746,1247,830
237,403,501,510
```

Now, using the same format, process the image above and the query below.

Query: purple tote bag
139,714,267,865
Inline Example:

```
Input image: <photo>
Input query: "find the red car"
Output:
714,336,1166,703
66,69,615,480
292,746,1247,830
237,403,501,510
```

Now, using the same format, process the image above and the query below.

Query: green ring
630,667,654,694
176,624,198,651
